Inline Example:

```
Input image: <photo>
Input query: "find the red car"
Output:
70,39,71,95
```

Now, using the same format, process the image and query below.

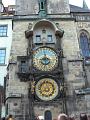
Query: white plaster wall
0,19,12,85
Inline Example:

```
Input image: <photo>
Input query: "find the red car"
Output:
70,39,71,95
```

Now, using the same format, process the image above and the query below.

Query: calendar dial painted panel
35,78,59,101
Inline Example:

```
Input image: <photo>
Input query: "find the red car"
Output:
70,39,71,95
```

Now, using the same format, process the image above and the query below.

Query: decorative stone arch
25,19,64,38
32,19,63,34
25,19,64,55
78,29,90,45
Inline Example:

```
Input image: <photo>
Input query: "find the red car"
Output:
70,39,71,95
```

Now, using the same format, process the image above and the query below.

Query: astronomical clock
33,47,58,71
24,19,64,119
32,46,63,101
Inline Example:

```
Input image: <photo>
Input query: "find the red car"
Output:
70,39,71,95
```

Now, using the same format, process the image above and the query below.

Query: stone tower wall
15,0,70,15
6,19,88,117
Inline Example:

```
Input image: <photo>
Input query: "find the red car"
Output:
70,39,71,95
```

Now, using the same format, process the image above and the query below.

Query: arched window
79,31,90,58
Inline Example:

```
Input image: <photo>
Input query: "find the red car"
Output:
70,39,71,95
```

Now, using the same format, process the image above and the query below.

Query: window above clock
36,35,41,43
47,35,53,42
31,19,64,46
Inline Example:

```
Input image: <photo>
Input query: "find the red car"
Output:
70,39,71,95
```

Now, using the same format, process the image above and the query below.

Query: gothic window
79,31,90,57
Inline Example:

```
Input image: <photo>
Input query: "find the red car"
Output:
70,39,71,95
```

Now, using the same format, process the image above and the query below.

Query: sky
69,0,90,8
2,0,90,8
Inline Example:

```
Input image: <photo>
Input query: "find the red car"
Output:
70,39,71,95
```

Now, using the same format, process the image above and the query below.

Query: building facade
0,0,15,86
0,1,15,118
5,0,90,120
0,18,13,86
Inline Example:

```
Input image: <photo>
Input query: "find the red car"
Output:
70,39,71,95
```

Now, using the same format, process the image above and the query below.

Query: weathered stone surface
6,15,90,118
15,0,70,15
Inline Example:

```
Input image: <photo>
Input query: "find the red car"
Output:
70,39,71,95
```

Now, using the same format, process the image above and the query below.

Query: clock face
35,78,59,101
33,47,58,71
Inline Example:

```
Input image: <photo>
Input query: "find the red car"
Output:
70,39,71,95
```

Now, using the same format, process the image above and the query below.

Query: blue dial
41,55,50,65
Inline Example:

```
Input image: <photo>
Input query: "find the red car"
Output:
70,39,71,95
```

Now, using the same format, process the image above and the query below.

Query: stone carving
77,22,90,28
55,23,60,29
9,55,16,63
28,23,33,30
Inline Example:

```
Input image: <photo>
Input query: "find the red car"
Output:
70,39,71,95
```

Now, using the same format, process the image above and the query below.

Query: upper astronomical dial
33,47,58,71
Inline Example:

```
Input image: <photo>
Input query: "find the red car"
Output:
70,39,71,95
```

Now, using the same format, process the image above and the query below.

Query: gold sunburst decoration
35,78,58,101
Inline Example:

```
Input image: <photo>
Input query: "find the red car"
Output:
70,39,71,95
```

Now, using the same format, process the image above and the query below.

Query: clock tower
5,0,89,119
15,0,70,15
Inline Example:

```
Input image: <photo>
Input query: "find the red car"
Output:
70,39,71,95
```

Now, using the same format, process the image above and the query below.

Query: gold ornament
35,78,58,101
33,47,58,71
